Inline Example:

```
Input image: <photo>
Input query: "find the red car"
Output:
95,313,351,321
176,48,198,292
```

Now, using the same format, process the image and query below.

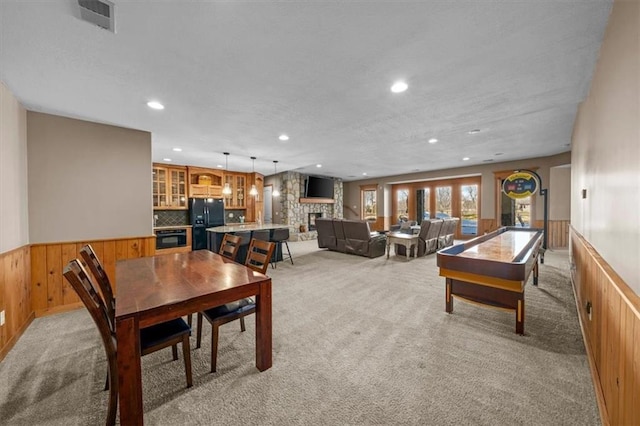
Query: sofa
316,218,386,258
394,219,444,258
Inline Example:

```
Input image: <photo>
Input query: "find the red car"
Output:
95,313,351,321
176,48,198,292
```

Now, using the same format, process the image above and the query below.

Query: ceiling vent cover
78,0,115,32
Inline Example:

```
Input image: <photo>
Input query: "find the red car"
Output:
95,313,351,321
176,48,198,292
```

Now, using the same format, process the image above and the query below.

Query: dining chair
63,259,118,426
79,244,193,389
218,233,241,260
196,238,275,372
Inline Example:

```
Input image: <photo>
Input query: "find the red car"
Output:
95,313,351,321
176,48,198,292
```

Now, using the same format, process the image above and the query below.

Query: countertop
206,223,294,232
153,225,192,230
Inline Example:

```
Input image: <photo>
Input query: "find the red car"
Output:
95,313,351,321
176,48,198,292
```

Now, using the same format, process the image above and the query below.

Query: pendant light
249,156,258,196
272,160,280,197
222,152,232,195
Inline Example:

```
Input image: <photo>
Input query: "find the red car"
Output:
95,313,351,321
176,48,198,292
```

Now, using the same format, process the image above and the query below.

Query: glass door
460,184,478,236
435,186,452,219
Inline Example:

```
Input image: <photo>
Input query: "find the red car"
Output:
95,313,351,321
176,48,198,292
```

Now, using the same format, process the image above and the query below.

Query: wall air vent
78,0,115,33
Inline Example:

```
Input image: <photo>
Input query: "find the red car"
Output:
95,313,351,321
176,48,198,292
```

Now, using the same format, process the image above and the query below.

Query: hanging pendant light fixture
272,160,280,197
249,156,258,196
222,152,232,195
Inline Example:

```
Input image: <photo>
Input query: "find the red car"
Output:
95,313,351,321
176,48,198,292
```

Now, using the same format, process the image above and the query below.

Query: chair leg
172,344,178,361
211,324,219,373
104,371,109,391
240,316,246,332
196,312,203,349
182,334,193,388
187,313,193,328
271,243,278,269
285,241,293,264
106,355,118,426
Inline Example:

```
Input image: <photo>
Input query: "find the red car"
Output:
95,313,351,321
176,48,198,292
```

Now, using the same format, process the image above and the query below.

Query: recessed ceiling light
279,134,289,141
163,158,172,162
172,147,182,152
362,172,368,176
462,157,470,161
316,164,322,168
217,164,223,168
468,129,481,134
147,101,165,110
390,81,408,93
428,138,438,144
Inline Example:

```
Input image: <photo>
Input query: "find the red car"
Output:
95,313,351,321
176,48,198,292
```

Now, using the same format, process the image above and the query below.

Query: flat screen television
304,176,334,199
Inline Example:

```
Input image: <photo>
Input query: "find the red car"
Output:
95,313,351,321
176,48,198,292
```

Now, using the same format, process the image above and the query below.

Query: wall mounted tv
304,175,334,199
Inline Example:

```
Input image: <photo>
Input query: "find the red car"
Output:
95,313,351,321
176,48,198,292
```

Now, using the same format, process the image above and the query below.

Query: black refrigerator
189,198,225,250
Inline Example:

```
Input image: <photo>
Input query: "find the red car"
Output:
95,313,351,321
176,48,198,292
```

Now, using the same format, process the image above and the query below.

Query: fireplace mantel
299,197,335,204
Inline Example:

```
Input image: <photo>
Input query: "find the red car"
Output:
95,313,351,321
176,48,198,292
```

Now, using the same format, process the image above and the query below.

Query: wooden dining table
115,250,272,425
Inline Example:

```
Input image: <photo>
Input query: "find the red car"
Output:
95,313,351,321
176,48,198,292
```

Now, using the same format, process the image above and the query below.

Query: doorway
263,186,273,223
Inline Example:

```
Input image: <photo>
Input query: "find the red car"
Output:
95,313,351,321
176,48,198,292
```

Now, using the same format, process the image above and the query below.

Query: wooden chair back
219,233,242,261
80,244,116,325
63,259,118,426
245,238,275,274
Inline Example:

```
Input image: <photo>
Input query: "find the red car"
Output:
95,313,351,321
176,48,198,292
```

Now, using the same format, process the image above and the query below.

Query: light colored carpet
0,240,599,425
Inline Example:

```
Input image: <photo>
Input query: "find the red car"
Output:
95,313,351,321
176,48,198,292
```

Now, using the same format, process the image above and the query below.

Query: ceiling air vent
78,0,115,33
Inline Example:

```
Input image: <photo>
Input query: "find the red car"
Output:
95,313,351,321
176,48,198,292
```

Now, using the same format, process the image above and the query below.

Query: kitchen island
207,223,295,264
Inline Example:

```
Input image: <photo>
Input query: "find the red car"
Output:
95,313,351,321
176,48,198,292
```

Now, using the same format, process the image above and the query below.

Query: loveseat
316,218,386,258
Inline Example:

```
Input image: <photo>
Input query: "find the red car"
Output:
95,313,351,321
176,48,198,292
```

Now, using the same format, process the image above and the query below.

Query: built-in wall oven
155,229,188,250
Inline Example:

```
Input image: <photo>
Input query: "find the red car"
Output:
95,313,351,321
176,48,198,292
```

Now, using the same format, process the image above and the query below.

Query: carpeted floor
0,240,599,425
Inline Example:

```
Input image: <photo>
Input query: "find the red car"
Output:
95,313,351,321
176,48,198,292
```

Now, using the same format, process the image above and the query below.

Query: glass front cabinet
153,164,187,209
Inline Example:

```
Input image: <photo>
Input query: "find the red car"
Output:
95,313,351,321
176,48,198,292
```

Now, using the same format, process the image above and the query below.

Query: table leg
405,243,410,260
533,256,539,286
116,316,143,425
516,298,525,335
255,279,273,371
386,239,391,259
445,278,453,313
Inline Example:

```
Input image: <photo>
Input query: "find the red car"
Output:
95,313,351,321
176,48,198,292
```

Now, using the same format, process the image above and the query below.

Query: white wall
550,166,571,220
0,82,29,253
572,0,639,293
27,112,153,243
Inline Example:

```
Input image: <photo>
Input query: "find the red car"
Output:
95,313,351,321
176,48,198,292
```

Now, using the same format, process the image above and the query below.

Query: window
361,186,377,221
421,188,431,220
460,184,478,235
396,189,409,221
435,186,452,219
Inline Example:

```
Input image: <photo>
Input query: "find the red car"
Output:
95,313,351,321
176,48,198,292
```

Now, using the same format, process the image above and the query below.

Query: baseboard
0,311,35,362
35,302,84,318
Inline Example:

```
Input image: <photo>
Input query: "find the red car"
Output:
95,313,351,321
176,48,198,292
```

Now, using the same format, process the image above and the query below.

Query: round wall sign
502,172,539,199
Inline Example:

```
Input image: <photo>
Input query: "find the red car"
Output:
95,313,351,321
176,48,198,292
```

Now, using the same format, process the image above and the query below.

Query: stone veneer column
279,171,343,241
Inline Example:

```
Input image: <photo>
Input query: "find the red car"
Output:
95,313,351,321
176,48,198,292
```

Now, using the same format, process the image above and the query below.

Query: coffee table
386,232,420,260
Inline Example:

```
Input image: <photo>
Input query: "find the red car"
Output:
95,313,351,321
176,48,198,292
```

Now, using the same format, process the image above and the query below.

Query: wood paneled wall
0,245,34,360
30,236,155,317
480,219,569,248
570,228,640,426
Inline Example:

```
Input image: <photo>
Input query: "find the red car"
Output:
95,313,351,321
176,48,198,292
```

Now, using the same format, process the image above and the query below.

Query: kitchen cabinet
153,164,187,209
223,173,246,209
246,172,264,223
188,166,223,198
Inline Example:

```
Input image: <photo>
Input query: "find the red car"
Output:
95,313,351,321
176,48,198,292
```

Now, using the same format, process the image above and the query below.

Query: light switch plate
0,310,5,326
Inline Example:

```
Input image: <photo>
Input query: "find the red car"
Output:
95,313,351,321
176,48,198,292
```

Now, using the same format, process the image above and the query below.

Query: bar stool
270,228,293,268
252,229,270,241
234,231,252,264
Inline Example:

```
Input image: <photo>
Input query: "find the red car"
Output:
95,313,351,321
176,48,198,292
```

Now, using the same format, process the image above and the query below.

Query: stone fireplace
308,213,323,231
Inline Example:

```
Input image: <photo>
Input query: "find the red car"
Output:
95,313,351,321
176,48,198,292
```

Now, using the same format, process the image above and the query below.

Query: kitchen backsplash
154,210,189,227
225,209,247,224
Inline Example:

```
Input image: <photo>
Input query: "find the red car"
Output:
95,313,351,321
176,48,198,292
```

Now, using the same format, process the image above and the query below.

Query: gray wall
0,82,29,253
27,112,153,243
571,0,639,293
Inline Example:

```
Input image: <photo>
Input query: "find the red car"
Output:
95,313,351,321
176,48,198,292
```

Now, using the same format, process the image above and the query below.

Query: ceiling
0,1,612,181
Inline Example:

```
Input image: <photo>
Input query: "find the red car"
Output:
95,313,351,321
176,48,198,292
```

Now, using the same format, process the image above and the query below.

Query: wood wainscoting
480,219,569,248
30,236,156,317
570,228,640,426
0,245,34,361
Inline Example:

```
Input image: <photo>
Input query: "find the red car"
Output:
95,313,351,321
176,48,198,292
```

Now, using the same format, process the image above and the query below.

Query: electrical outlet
0,310,5,326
